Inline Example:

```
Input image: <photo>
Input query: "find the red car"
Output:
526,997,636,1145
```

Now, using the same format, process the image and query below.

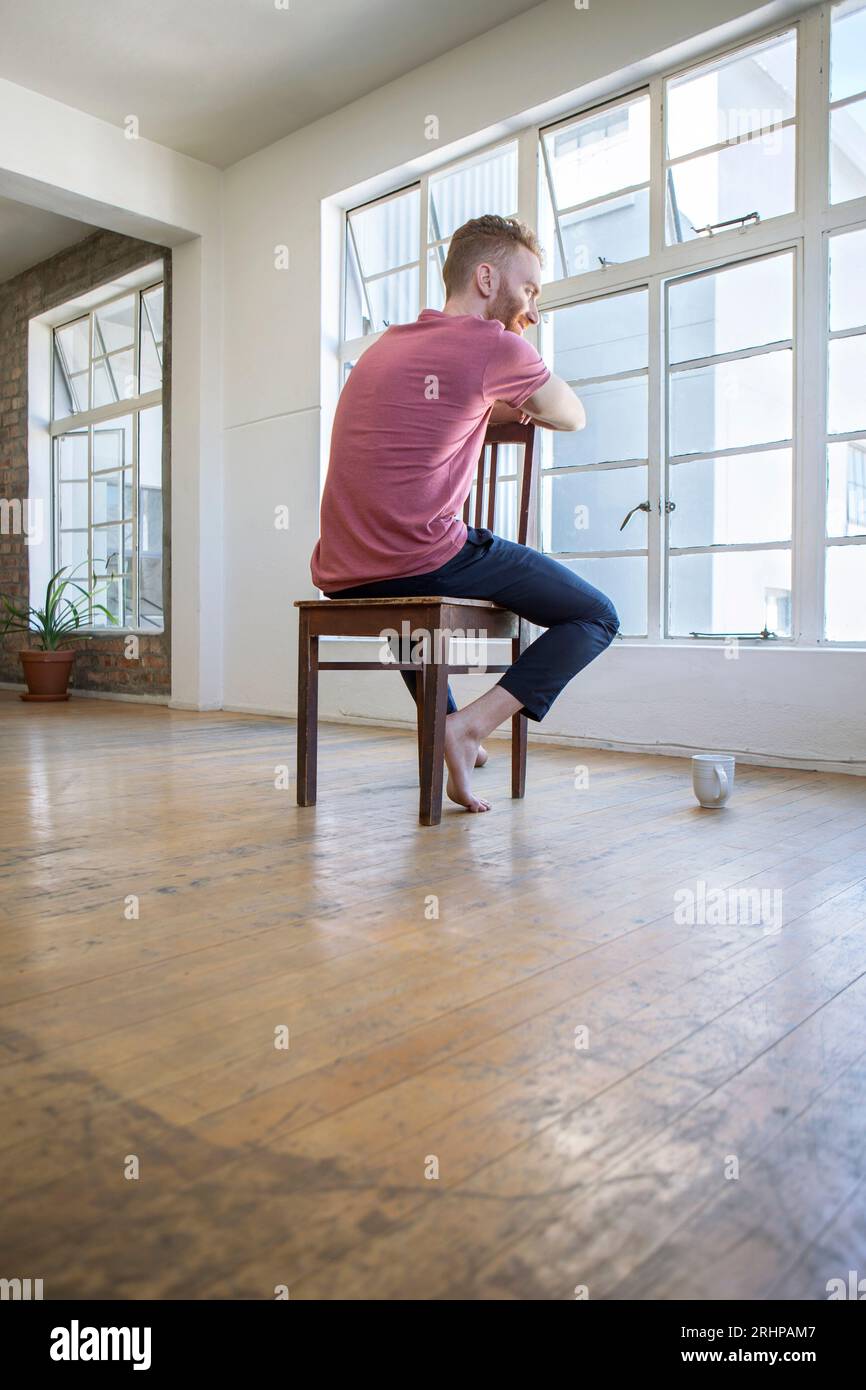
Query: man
311,214,619,813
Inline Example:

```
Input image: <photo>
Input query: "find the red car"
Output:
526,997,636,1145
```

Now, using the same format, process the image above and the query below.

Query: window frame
49,279,164,634
335,0,866,647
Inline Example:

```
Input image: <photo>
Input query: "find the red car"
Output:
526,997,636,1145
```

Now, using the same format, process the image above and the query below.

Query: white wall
0,77,224,710
221,0,866,772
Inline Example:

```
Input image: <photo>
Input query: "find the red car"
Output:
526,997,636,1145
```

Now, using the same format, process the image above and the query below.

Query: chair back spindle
461,422,536,546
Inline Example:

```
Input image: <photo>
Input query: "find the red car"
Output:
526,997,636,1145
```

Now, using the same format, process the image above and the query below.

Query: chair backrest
461,421,537,547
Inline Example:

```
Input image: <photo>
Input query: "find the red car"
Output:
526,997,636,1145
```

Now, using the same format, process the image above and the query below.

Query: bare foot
444,712,491,812
474,744,489,769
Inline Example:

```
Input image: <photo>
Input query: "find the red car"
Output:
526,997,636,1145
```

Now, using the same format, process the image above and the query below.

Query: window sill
319,635,866,653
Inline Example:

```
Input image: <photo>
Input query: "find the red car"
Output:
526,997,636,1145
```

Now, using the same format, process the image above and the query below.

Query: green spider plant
0,565,119,651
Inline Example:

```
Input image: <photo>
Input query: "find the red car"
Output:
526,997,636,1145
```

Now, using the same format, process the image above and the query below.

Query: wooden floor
2,689,866,1301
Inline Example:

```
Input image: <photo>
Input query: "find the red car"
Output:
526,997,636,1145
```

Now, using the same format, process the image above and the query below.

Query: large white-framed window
50,281,164,631
334,0,866,646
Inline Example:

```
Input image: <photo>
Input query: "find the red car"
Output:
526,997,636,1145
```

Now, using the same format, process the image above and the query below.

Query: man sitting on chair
311,215,620,814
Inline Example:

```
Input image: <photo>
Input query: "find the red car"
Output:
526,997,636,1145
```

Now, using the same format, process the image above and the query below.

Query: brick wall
0,229,172,697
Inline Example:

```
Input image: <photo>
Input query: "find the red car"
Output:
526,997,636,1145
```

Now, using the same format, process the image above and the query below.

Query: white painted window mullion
796,3,831,644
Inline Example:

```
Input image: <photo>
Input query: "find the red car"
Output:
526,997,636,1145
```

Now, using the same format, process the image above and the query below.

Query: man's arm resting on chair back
522,373,586,432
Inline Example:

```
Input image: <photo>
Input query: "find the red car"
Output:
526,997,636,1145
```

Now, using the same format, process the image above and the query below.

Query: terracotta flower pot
19,649,75,702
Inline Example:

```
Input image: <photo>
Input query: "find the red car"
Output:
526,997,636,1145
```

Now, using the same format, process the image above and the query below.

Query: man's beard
487,288,524,334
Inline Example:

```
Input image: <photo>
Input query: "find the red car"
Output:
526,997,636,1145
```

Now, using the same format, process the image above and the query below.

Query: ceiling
0,197,97,284
0,0,546,168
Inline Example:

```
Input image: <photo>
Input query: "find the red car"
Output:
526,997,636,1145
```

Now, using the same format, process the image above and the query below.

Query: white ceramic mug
692,753,736,809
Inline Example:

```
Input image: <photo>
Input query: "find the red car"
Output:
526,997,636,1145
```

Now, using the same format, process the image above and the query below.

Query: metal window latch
692,211,760,235
619,500,651,530
690,628,778,640
619,499,675,529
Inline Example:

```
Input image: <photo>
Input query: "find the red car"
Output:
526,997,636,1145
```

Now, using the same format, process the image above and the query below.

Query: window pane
57,431,88,479
59,530,88,572
427,246,447,311
344,242,367,340
139,331,162,393
93,470,133,526
93,417,132,472
542,96,650,278
466,446,519,534
557,188,650,279
345,188,419,338
829,227,866,332
668,254,792,364
429,144,517,241
545,290,647,381
53,345,89,418
669,450,792,547
140,289,163,393
68,371,90,414
364,266,419,332
348,189,419,279
94,295,134,354
91,575,126,628
59,480,88,530
560,556,645,636
827,440,866,537
830,0,866,104
666,125,795,243
830,98,866,203
666,31,796,160
826,544,866,640
669,549,791,635
547,376,648,467
92,522,132,577
139,406,164,628
543,95,650,208
542,467,648,552
93,350,135,407
55,317,89,374
828,336,866,435
493,477,517,542
142,285,164,343
670,350,792,456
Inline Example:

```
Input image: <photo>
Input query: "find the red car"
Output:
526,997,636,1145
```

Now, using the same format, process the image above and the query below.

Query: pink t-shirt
310,309,551,591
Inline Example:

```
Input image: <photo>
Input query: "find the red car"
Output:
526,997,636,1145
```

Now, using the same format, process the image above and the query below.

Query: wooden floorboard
1,689,865,1300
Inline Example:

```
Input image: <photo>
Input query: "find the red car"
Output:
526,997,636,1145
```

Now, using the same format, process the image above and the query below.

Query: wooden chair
295,420,538,825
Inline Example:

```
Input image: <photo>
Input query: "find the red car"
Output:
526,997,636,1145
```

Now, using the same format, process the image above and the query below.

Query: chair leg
419,657,449,826
415,662,425,782
297,616,319,806
511,630,528,799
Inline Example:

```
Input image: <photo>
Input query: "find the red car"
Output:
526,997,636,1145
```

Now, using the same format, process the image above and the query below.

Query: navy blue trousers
324,527,620,723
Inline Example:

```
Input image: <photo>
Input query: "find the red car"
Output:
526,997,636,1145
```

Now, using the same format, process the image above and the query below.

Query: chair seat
294,596,507,608
295,595,518,641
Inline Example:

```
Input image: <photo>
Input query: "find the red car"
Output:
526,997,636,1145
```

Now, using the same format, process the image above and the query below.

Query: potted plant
0,565,118,701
